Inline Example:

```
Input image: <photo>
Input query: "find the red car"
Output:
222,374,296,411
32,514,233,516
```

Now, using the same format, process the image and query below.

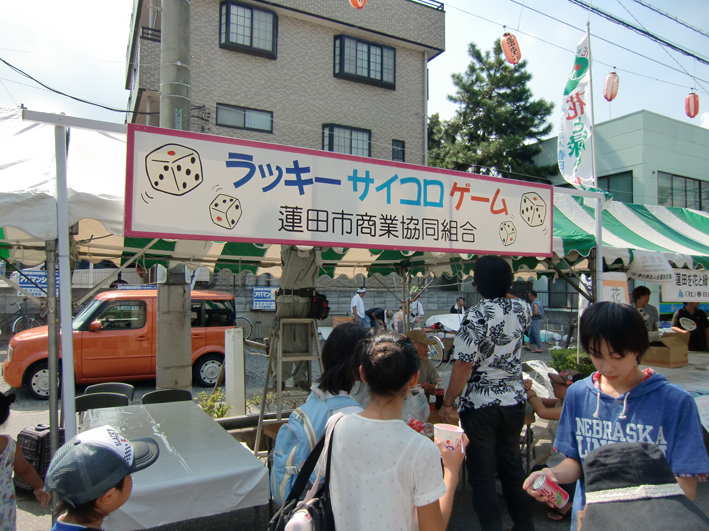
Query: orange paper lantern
603,71,619,102
686,92,699,118
349,0,366,8
501,32,521,65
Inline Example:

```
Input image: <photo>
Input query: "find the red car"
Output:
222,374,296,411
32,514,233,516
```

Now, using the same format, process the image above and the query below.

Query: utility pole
160,0,191,131
157,0,192,390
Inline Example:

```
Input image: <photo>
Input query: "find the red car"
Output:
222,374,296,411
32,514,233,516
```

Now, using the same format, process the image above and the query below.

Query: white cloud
700,112,709,130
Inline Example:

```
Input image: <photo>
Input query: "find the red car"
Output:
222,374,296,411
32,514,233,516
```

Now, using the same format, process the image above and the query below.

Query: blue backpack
270,390,359,505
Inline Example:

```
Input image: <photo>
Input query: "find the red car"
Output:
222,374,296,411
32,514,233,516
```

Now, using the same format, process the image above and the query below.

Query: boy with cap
405,329,439,395
45,425,159,531
578,442,709,530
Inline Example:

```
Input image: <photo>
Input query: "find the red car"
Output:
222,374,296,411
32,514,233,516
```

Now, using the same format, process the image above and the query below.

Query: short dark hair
0,392,17,426
580,302,649,361
318,322,369,394
473,255,511,299
530,290,538,297
362,332,419,397
457,297,465,303
632,286,651,303
57,476,127,525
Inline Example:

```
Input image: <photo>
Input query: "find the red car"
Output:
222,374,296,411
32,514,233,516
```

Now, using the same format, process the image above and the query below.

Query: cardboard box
643,331,690,368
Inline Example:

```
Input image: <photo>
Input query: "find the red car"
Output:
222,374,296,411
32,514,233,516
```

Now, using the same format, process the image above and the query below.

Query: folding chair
141,389,193,405
74,392,130,429
84,382,135,402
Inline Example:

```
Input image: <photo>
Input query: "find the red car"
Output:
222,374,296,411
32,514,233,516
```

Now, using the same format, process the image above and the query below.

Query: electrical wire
631,0,709,40
0,79,17,106
447,1,709,93
568,0,709,67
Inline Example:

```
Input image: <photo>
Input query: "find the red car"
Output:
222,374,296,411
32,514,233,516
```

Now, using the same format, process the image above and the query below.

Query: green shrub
551,348,595,377
196,389,232,419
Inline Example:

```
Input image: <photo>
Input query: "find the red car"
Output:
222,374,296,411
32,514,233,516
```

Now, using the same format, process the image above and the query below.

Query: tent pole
55,125,77,439
45,240,60,461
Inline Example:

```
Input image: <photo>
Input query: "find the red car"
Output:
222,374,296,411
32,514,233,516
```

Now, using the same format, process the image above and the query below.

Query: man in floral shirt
440,255,533,531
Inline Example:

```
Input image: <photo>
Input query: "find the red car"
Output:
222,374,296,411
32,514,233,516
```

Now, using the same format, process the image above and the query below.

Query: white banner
662,269,709,302
627,250,674,283
601,272,629,304
126,125,553,256
558,34,594,188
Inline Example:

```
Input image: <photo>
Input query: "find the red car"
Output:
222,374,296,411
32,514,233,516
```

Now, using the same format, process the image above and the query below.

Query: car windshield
72,299,104,330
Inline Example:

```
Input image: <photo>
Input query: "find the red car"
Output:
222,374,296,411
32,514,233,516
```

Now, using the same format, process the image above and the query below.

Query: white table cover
82,401,269,530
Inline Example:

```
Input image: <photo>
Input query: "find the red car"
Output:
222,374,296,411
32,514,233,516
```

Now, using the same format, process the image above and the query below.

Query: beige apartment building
125,0,446,165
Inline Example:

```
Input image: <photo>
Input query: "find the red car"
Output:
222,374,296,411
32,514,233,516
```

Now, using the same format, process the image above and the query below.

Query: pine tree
428,39,556,181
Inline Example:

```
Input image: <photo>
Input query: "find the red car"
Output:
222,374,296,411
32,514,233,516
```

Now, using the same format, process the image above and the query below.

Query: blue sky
0,0,707,132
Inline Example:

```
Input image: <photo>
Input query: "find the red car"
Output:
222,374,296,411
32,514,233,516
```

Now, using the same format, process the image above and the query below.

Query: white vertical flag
558,34,594,188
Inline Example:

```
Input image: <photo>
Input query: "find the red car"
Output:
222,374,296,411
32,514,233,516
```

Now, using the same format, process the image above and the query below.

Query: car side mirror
89,320,103,331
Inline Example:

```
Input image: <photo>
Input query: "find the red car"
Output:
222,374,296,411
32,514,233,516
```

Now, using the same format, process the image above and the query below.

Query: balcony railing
141,26,161,42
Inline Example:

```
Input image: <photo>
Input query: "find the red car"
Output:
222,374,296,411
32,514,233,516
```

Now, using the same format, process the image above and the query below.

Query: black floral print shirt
452,297,531,411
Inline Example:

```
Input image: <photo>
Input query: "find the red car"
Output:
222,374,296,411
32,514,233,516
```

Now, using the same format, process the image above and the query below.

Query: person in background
440,255,534,531
365,307,387,333
523,302,709,531
450,297,466,314
0,391,50,531
390,307,404,334
350,287,371,328
405,329,439,396
524,291,544,354
327,333,467,531
672,301,709,352
632,286,659,331
409,287,425,326
524,370,584,521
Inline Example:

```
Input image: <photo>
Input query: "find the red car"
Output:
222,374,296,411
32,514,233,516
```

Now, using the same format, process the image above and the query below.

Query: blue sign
253,287,277,311
661,303,709,315
14,270,59,297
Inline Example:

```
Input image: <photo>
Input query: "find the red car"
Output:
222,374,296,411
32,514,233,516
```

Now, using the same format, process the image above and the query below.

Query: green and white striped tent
2,107,708,280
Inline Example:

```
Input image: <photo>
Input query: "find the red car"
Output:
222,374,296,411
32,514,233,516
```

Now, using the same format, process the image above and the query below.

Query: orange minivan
2,290,236,399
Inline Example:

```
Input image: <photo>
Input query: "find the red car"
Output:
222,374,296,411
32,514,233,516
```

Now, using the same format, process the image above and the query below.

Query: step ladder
253,317,323,457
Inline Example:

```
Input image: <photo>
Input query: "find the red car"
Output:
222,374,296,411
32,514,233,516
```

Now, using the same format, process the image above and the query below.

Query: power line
0,57,158,115
631,0,709,40
0,47,127,65
505,0,709,85
568,0,709,67
0,79,17,106
446,1,708,94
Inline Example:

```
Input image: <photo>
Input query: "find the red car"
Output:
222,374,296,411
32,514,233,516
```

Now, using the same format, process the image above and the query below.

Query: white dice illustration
499,221,517,246
520,192,547,227
145,144,203,196
209,194,242,230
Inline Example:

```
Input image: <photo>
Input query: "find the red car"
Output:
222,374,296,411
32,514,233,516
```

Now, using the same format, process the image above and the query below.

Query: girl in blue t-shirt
523,301,709,531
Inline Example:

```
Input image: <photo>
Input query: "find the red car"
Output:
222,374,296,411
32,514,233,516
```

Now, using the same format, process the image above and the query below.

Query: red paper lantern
603,71,619,102
501,32,521,65
349,0,366,8
686,92,699,118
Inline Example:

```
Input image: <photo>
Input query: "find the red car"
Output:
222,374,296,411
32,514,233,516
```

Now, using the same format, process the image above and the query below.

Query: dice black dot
222,199,227,203
158,174,164,180
191,157,196,164
176,165,182,172
163,165,169,171
182,182,187,189
235,204,240,210
195,174,200,180
214,203,218,208
231,219,235,225
186,169,191,176
154,181,159,186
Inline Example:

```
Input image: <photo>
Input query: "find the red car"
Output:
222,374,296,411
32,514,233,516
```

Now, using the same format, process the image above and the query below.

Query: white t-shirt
350,293,365,319
327,414,446,531
410,300,424,317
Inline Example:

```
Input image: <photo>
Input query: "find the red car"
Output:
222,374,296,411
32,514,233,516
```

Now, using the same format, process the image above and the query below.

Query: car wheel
193,354,224,387
26,362,54,400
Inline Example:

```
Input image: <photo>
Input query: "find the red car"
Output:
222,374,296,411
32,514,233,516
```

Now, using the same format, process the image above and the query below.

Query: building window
333,35,395,89
323,124,371,157
597,171,633,204
216,103,273,133
219,2,277,59
392,140,405,162
658,171,708,211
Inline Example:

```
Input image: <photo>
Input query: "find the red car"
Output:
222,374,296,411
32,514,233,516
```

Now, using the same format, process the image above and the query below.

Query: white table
82,401,269,530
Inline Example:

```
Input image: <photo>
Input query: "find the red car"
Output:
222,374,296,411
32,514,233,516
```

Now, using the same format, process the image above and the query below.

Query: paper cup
434,423,464,451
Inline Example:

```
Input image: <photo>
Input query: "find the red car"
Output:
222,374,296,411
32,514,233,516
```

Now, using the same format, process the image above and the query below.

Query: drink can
533,474,569,508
